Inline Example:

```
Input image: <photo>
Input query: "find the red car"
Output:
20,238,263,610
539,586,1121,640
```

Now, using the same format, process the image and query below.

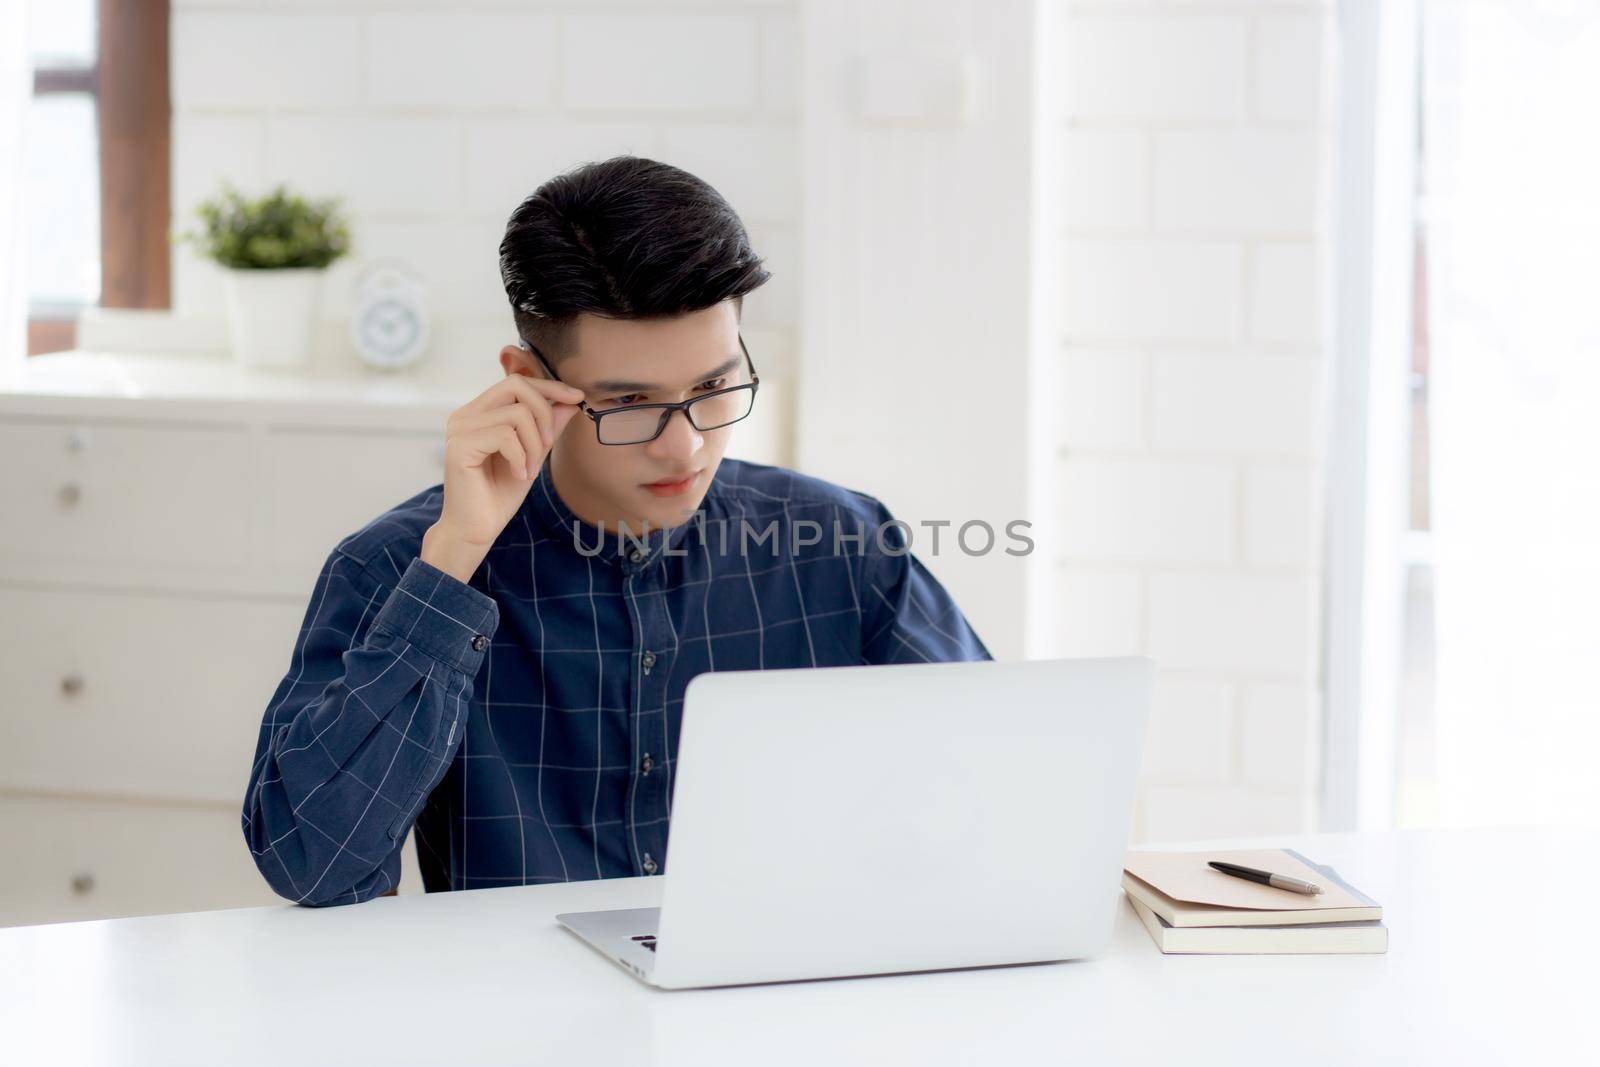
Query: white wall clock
350,262,430,371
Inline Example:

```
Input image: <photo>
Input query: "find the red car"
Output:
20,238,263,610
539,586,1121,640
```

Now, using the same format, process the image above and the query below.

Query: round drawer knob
71,873,95,895
58,482,83,507
61,672,86,695
67,429,91,453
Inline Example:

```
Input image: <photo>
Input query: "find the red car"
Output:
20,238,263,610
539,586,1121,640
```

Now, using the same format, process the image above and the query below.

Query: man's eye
606,380,722,405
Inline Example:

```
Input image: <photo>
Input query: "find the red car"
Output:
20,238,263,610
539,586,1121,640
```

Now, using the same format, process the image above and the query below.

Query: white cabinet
0,793,281,927
0,419,254,570
0,587,305,802
0,353,480,927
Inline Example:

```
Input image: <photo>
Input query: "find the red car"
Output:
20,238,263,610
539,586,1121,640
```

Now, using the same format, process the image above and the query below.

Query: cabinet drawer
0,793,283,927
0,418,254,571
0,588,306,803
264,428,445,584
0,794,425,927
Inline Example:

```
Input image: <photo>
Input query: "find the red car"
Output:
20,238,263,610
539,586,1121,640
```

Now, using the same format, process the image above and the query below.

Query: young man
242,156,990,906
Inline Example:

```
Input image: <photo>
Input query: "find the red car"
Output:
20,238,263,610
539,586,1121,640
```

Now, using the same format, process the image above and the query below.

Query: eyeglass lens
596,388,756,445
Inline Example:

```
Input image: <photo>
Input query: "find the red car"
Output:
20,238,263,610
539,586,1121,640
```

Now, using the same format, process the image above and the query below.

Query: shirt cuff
369,556,500,675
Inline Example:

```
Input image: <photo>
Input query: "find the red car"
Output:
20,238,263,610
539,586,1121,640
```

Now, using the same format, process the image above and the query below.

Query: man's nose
644,407,704,462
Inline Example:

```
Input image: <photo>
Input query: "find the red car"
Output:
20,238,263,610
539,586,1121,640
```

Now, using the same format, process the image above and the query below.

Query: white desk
2,829,1593,1066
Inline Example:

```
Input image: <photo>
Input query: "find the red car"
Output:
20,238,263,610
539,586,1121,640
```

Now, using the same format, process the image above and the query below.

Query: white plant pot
221,267,324,369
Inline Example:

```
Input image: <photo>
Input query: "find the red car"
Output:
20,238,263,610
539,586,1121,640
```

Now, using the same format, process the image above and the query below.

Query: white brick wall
1059,350,1143,450
1148,353,1321,456
561,14,760,115
1052,566,1145,659
264,117,464,213
1143,677,1234,785
1058,458,1236,565
168,0,801,400
365,13,560,109
1055,0,1335,843
1252,12,1335,123
1152,129,1324,232
1148,572,1316,675
1061,15,1248,122
1249,241,1325,344
173,12,364,110
1062,238,1243,341
1060,129,1147,230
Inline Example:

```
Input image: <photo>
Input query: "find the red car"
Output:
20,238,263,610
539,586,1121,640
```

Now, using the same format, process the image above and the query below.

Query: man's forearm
243,550,497,905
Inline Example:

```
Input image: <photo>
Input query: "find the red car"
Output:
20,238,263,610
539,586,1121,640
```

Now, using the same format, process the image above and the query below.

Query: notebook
1127,861,1389,954
1122,848,1383,928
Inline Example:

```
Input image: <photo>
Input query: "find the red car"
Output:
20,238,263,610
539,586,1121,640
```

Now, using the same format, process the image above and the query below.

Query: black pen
1208,860,1324,896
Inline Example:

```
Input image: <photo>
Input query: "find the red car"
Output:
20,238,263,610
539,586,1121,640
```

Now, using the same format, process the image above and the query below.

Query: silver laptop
557,656,1152,989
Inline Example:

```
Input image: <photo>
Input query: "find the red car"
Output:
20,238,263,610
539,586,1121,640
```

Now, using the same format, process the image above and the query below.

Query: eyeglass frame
517,333,761,446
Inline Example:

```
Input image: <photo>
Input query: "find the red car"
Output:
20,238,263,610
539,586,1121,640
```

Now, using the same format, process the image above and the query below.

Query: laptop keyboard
630,934,658,953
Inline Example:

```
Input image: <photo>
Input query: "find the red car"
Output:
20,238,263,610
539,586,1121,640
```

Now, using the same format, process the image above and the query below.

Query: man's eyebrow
589,353,743,394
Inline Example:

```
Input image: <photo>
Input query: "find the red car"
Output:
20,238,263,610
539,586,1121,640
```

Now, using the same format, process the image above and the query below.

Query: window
1398,0,1600,828
25,0,170,357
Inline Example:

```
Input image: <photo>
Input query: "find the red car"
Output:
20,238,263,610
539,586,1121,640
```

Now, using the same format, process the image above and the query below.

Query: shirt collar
525,457,705,571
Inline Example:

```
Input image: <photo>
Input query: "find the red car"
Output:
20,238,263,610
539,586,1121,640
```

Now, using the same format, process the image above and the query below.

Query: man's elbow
241,794,400,908
259,862,379,909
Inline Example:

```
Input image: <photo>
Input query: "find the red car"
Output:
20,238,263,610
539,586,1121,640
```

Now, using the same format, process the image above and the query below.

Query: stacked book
1122,848,1388,954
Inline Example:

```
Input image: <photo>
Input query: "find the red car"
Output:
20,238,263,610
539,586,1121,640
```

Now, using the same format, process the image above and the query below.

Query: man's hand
421,373,586,583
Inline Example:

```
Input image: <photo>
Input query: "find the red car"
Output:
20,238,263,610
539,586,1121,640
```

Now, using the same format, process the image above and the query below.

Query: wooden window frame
27,0,170,356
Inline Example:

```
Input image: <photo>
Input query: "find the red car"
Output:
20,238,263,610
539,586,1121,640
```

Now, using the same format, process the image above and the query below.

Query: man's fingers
454,371,583,423
455,406,544,474
453,374,521,422
450,424,528,481
442,373,584,484
490,425,529,480
499,375,584,452
531,371,587,403
506,372,586,412
521,393,554,452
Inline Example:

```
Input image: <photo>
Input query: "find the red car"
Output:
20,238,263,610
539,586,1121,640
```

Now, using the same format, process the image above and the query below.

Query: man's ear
500,343,539,378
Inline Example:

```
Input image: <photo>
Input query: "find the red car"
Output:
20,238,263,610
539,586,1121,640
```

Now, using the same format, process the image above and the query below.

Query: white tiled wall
165,0,1334,845
1053,0,1334,842
168,0,801,384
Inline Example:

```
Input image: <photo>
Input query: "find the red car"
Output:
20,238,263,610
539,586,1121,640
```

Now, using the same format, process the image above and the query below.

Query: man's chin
634,487,711,529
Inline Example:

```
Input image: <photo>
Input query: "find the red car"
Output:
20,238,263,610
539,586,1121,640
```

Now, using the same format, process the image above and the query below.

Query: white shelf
0,350,487,429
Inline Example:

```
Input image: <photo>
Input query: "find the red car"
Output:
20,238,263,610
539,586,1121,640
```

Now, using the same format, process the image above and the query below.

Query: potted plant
183,184,351,369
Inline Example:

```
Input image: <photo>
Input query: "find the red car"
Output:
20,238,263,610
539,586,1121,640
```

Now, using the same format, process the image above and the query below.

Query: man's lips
642,471,702,496
644,471,698,486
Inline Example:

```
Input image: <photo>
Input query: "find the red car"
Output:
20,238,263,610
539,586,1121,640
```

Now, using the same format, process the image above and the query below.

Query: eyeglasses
520,334,761,446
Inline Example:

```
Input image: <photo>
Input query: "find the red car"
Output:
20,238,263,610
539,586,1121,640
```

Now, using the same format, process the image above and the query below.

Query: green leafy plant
182,183,352,269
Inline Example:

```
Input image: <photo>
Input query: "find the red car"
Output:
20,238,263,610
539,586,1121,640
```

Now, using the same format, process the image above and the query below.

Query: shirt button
629,548,645,564
641,753,654,775
641,649,656,673
470,635,487,652
642,853,658,875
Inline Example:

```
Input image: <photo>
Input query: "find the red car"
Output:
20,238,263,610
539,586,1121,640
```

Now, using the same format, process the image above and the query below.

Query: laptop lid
650,656,1153,988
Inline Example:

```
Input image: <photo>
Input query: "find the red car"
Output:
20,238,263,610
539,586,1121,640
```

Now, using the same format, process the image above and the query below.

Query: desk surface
3,829,1594,1066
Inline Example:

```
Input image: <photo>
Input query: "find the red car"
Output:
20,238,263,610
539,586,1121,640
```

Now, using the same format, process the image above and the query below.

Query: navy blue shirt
242,458,991,906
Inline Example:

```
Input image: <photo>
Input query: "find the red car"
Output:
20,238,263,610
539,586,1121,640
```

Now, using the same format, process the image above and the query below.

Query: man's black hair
499,156,770,359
